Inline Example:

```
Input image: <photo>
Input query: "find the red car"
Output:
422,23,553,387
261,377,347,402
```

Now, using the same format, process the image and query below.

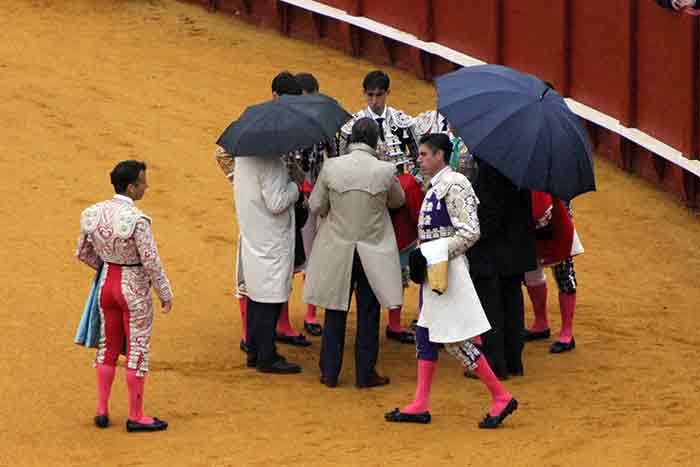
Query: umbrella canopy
436,64,595,200
216,93,352,157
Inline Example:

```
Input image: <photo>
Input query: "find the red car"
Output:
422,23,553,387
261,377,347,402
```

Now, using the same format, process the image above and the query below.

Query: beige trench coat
303,143,405,311
234,156,299,303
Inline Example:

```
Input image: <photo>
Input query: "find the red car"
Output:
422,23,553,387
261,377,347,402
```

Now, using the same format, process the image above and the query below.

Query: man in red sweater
387,170,425,344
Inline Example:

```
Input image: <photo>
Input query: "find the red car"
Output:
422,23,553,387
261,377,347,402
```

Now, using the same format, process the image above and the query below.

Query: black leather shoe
240,340,249,353
320,375,338,388
478,398,518,429
357,372,390,388
550,338,576,354
304,321,323,337
257,357,302,374
126,417,168,432
94,415,109,429
386,327,416,344
385,408,431,424
275,333,312,347
522,328,551,342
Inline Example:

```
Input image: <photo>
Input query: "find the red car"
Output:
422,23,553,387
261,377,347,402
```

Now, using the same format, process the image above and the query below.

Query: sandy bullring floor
1,1,699,466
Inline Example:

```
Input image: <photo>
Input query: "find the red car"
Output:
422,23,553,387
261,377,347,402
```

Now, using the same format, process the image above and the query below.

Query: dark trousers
320,253,381,386
473,275,525,376
246,299,283,367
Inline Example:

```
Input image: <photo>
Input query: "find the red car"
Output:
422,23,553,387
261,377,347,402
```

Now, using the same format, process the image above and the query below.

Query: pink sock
304,304,318,324
471,335,482,346
96,364,116,416
388,307,404,333
527,283,549,332
473,355,513,416
239,296,248,341
401,360,436,414
558,292,576,343
276,302,297,337
126,369,154,424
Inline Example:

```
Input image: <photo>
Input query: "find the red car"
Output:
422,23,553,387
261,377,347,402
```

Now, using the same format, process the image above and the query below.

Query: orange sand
1,1,699,465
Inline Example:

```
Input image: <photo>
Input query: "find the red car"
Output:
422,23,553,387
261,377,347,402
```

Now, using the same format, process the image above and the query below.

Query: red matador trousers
96,264,154,376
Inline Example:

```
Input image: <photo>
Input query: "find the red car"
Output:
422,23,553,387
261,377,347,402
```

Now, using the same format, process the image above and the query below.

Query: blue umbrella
436,64,595,200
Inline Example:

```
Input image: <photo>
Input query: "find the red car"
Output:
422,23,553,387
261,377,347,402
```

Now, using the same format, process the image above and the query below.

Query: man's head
418,133,452,178
349,117,380,150
271,71,303,98
295,72,319,94
110,160,148,201
363,70,390,116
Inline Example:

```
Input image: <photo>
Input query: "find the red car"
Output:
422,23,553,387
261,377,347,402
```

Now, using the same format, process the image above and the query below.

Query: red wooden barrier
501,0,569,93
362,0,431,41
569,0,635,126
432,0,501,63
636,2,698,158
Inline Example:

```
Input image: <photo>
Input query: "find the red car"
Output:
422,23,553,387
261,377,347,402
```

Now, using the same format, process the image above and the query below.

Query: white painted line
280,0,700,177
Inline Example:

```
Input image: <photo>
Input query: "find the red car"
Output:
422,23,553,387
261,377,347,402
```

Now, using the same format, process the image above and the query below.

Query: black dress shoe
478,398,518,429
357,372,390,388
385,327,416,344
126,417,168,433
385,408,431,424
240,340,249,353
257,357,302,374
275,333,312,347
320,375,338,388
522,328,551,342
550,338,576,354
94,415,109,429
304,321,323,337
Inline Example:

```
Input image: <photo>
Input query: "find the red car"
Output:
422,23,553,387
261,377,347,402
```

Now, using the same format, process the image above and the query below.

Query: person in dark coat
656,0,699,14
467,159,537,379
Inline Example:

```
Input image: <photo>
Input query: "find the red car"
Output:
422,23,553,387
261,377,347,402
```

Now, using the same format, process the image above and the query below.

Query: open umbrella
216,93,352,157
436,64,595,200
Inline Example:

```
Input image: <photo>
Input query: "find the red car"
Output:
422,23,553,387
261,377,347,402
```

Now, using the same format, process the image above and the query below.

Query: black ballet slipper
550,338,576,354
126,417,168,433
384,408,431,424
478,398,518,429
94,415,110,429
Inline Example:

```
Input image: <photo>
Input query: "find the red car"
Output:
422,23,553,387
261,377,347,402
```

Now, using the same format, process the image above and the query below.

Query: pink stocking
96,364,116,416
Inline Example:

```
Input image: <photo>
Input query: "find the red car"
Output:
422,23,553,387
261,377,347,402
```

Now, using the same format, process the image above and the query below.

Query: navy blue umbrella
217,93,351,157
436,64,595,200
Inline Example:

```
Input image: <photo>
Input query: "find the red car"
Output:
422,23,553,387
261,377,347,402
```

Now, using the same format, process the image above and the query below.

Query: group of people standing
75,68,583,432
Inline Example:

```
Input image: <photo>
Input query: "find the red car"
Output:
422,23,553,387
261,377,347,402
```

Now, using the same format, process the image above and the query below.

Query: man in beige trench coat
304,118,405,388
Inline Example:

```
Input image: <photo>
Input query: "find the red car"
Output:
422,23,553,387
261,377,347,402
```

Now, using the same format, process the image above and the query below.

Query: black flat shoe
126,417,168,433
478,398,518,429
550,338,576,354
240,340,249,353
94,415,109,429
304,321,323,337
257,357,302,374
385,327,416,344
357,373,390,388
275,333,312,347
522,328,551,342
320,375,338,388
385,408,431,424
464,369,509,381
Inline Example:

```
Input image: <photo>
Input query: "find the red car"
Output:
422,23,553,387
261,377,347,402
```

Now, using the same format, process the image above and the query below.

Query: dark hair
349,118,380,149
110,160,146,194
271,71,303,96
363,70,390,92
419,133,453,164
295,72,319,93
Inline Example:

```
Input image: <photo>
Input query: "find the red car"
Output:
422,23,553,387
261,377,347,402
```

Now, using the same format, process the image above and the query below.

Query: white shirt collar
113,194,135,205
430,166,452,187
366,106,388,120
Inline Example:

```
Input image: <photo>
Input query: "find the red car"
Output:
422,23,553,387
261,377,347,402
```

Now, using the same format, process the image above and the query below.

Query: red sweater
392,174,425,252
